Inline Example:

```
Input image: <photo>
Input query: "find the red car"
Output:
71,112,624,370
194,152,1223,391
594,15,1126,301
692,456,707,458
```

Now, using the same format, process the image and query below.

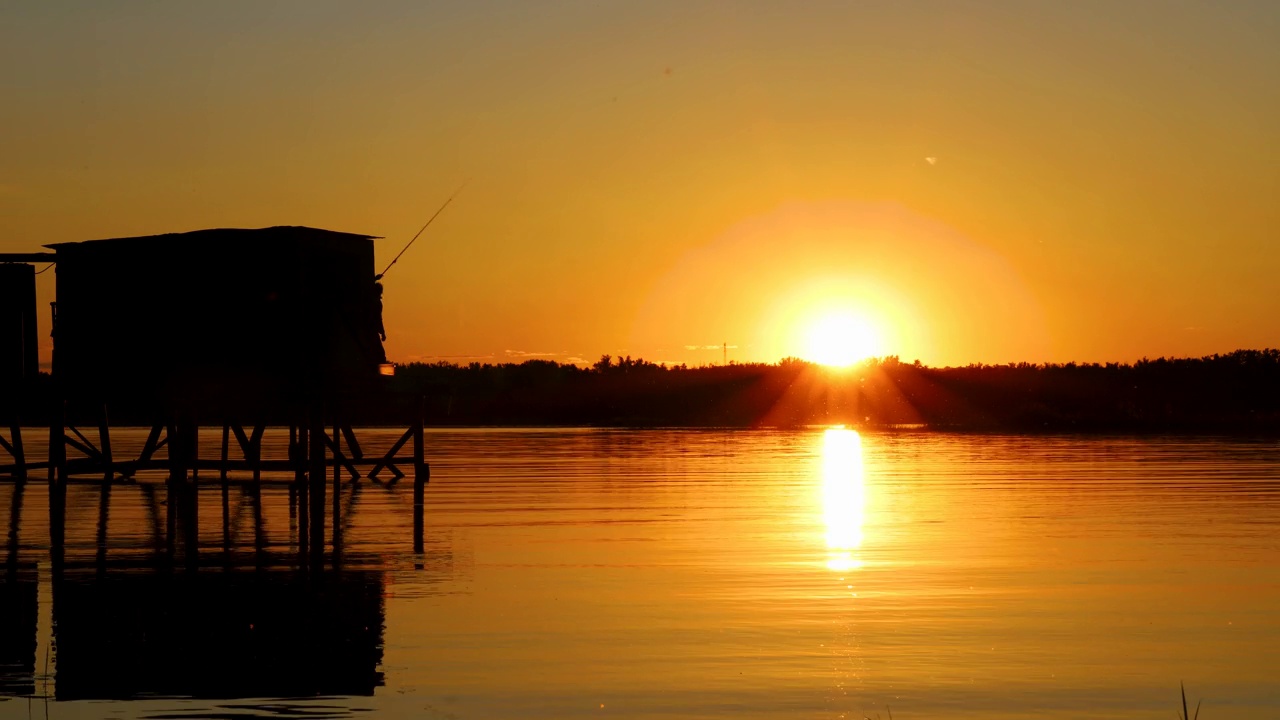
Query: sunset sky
2,1,1276,368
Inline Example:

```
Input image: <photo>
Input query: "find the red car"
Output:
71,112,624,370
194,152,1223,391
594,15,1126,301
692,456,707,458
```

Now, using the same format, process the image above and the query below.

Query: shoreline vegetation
384,348,1279,433
10,349,1279,433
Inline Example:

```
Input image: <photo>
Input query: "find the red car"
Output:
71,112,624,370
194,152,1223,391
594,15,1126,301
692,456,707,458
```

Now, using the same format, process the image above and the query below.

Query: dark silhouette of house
44,226,386,416
0,262,40,390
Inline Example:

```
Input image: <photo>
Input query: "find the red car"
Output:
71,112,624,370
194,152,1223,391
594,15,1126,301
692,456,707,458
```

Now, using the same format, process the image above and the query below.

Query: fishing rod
376,181,468,280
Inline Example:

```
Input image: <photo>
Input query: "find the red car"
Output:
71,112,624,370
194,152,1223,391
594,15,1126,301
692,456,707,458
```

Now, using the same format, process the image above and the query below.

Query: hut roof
45,225,380,250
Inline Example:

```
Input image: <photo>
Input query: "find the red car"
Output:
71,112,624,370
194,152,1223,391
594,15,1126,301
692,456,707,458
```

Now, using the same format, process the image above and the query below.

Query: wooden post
296,424,309,558
287,424,298,520
48,402,66,570
98,405,112,484
165,423,178,560
308,412,326,565
412,402,426,554
221,475,231,557
183,420,198,569
220,423,230,556
332,423,342,564
7,425,24,482
251,424,263,488
190,420,199,481
220,424,230,484
95,480,110,572
251,479,265,564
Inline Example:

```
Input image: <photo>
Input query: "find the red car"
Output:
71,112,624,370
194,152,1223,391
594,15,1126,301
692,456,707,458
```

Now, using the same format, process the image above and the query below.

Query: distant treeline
7,350,1279,433
379,349,1280,432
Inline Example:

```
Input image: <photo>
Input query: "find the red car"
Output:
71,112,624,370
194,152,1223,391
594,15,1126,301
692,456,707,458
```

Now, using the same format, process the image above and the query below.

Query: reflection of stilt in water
251,481,266,564
1,443,460,705
1,481,36,698
6,478,24,571
94,482,109,573
309,416,326,570
332,424,342,568
413,415,427,554
139,483,165,558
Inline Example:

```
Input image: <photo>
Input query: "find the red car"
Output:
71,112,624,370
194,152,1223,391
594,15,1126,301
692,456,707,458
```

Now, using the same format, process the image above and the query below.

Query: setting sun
804,311,883,367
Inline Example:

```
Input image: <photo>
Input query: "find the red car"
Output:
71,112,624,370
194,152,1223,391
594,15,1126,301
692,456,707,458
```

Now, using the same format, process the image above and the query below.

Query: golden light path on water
821,427,866,572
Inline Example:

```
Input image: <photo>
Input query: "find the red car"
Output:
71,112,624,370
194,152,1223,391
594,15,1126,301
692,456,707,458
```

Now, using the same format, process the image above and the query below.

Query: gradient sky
2,1,1277,367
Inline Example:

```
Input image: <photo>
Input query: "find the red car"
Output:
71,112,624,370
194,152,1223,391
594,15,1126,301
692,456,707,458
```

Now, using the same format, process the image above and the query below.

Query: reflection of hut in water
47,226,386,416
53,571,384,700
0,575,37,697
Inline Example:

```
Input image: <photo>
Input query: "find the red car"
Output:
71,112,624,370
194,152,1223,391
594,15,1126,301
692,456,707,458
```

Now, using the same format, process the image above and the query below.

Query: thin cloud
407,353,496,362
504,349,578,359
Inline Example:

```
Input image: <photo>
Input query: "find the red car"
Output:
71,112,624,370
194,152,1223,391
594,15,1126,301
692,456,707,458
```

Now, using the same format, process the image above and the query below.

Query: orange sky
2,1,1277,368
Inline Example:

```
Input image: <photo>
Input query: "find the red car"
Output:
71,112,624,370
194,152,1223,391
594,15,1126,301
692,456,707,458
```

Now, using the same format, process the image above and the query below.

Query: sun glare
822,427,866,572
805,311,882,367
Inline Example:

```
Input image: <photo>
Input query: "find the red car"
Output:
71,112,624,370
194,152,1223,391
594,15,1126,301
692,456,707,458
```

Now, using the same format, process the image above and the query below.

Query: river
1,429,1277,718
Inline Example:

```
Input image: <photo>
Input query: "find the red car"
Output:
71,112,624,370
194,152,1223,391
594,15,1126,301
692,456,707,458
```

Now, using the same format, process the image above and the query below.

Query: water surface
2,429,1278,719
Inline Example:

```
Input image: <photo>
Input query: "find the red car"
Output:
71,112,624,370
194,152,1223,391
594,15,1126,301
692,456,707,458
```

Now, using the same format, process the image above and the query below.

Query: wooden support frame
367,426,413,481
0,426,25,480
3,411,433,561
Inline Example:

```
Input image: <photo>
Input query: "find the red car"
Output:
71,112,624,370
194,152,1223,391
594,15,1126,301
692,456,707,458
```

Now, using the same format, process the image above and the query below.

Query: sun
805,311,882,367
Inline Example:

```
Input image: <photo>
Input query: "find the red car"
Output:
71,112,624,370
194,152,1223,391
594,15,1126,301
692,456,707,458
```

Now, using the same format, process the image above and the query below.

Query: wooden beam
62,432,101,461
340,425,364,461
367,426,413,479
319,430,360,480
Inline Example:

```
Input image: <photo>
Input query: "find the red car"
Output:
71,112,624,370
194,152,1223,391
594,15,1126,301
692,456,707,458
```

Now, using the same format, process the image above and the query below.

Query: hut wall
50,228,382,417
0,263,38,390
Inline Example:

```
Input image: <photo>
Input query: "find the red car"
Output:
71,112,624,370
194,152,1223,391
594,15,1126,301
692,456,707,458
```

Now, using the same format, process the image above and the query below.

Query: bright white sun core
804,311,883,367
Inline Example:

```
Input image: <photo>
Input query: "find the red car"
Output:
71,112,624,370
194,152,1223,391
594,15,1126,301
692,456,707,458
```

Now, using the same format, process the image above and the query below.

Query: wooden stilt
332,423,342,566
6,474,25,571
182,420,199,569
165,423,178,560
340,425,363,462
251,424,263,487
95,481,110,571
221,476,231,557
4,425,25,481
251,479,265,564
48,402,66,571
296,424,309,558
413,405,426,554
308,413,326,565
221,423,231,556
220,424,230,485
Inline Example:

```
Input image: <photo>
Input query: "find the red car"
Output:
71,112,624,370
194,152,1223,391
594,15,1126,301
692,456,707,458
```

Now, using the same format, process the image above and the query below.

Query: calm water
1,429,1278,719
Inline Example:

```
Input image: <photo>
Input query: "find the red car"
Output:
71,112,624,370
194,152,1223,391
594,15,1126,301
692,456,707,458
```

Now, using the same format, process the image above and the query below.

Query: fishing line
377,180,468,280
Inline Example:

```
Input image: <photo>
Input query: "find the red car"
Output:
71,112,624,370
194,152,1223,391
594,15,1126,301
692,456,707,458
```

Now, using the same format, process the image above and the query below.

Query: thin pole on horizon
723,341,727,366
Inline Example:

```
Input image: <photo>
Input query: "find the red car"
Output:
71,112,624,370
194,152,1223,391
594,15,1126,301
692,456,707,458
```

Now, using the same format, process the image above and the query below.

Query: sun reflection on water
821,427,866,572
